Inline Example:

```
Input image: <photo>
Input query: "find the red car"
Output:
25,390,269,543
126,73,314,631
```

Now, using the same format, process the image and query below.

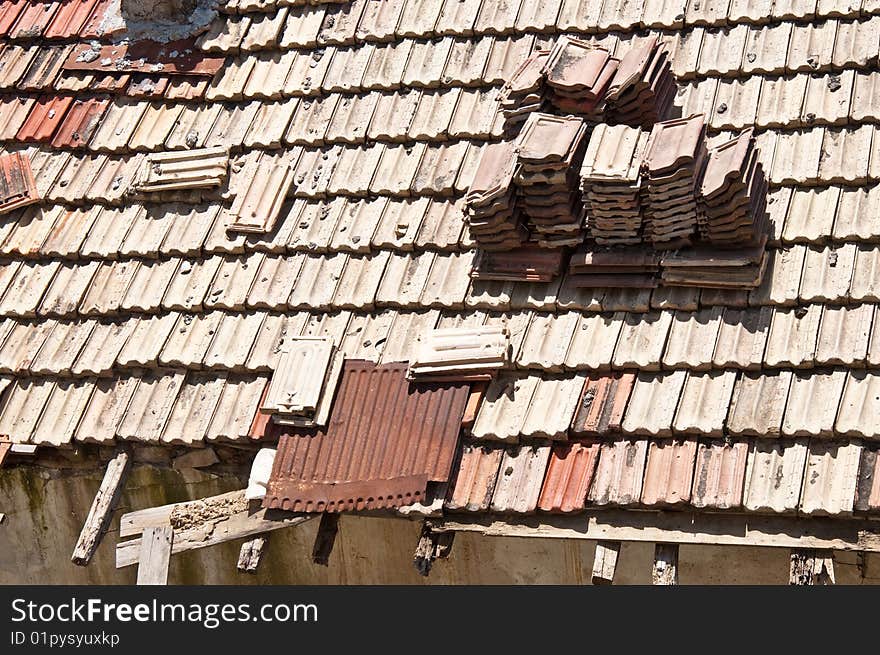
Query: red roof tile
0,0,28,38
79,0,114,39
15,94,73,143
641,438,698,506
0,152,39,215
51,96,109,148
264,360,470,512
446,443,503,512
537,440,601,512
571,372,635,436
44,0,99,40
9,1,61,40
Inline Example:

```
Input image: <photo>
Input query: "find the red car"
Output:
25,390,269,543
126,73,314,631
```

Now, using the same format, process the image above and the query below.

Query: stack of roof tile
514,112,587,248
642,114,708,248
498,50,551,137
697,128,768,246
543,37,617,120
660,237,768,289
568,247,660,288
464,140,526,251
605,36,675,128
580,123,649,246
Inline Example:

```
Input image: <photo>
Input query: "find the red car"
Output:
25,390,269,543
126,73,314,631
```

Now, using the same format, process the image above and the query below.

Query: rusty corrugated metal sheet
570,372,634,436
446,443,503,512
264,360,469,512
0,152,38,215
537,440,601,513
641,438,698,506
64,40,225,77
691,439,749,509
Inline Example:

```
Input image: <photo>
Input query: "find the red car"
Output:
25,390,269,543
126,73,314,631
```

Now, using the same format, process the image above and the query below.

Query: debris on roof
0,151,38,215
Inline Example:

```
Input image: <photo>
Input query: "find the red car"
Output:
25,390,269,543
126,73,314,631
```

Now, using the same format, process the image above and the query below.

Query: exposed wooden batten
116,490,313,568
592,540,620,585
137,527,173,586
71,447,131,566
790,548,835,585
431,511,880,552
238,536,269,574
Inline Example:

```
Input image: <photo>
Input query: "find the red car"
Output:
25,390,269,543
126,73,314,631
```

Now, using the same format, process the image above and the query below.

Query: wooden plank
790,548,835,585
120,490,244,537
591,540,620,585
71,448,131,566
652,544,678,585
312,513,340,566
117,506,311,568
237,536,269,574
413,521,455,577
431,511,880,552
136,527,173,586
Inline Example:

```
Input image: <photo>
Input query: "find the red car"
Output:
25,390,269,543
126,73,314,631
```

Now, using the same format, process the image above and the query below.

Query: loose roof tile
783,369,847,437
490,444,551,514
621,370,686,437
641,438,698,506
537,440,601,512
673,370,737,435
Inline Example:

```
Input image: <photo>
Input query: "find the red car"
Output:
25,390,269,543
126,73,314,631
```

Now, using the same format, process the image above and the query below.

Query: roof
0,0,879,524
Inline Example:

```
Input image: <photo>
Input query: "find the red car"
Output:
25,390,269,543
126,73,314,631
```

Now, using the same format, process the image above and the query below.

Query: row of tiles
6,65,880,155
0,239,878,319
0,128,877,223
470,367,880,442
0,297,879,380
0,369,268,447
0,183,877,269
8,17,877,112
450,436,879,516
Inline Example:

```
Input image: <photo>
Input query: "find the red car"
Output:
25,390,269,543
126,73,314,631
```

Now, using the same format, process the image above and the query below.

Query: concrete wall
2,463,879,585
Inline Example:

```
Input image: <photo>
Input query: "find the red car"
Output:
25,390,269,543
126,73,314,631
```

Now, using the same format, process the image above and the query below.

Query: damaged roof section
263,360,471,512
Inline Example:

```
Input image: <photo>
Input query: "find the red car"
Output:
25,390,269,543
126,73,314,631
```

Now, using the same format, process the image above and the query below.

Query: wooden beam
117,495,312,568
71,448,131,566
136,527,173,586
237,536,269,574
790,548,835,585
413,521,455,577
120,490,246,537
652,544,679,585
311,513,340,566
591,540,620,585
431,511,880,552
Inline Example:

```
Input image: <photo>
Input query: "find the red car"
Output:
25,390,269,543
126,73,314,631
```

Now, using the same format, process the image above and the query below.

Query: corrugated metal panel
264,361,470,512
800,441,862,516
571,372,634,436
588,438,648,506
692,439,749,509
744,438,808,513
537,440,601,513
641,438,698,506
490,444,551,514
446,443,504,512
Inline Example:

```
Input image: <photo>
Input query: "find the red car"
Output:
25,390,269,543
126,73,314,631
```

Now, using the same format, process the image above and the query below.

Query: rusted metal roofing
537,440,601,512
0,152,39,215
264,360,470,512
